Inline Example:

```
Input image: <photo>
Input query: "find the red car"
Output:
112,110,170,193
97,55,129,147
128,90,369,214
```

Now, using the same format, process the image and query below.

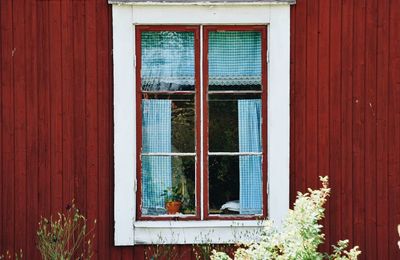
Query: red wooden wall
0,0,399,259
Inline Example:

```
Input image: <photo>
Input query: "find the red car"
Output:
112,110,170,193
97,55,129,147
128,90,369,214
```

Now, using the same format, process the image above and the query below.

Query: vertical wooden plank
376,0,389,258
49,0,63,214
85,0,99,258
25,0,39,258
13,0,27,255
61,0,74,207
318,0,331,252
97,0,112,258
293,0,307,196
289,5,296,205
341,0,354,248
388,0,400,258
329,0,342,247
305,0,319,190
72,0,87,214
134,246,146,260
353,0,366,257
0,0,2,251
37,0,51,220
364,0,378,258
1,0,15,255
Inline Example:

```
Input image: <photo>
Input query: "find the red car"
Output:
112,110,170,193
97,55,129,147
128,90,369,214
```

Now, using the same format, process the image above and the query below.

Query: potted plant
161,186,183,215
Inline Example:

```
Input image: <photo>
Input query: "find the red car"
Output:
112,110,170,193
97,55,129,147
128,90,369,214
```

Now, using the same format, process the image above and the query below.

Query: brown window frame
135,25,268,221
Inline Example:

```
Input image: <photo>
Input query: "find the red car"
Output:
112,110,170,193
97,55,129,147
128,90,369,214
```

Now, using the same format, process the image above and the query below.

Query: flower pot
165,201,182,215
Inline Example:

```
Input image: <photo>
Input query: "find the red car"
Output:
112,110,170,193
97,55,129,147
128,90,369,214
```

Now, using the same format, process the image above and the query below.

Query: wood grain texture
0,0,399,259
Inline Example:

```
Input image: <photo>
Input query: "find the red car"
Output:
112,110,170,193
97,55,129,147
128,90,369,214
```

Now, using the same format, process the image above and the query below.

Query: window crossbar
208,152,262,156
141,152,196,156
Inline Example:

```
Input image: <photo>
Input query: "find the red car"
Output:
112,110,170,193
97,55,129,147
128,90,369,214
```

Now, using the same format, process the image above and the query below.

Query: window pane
208,94,262,152
142,156,196,216
142,95,195,153
208,31,262,91
141,31,195,91
208,155,262,215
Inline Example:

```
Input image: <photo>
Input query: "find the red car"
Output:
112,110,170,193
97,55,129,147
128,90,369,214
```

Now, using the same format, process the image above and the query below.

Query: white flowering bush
211,177,361,260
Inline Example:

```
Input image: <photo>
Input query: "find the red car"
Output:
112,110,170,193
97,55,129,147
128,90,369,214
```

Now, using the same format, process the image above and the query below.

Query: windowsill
133,220,265,244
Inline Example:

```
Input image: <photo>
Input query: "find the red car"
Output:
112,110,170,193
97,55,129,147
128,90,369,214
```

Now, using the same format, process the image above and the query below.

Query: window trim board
112,3,290,245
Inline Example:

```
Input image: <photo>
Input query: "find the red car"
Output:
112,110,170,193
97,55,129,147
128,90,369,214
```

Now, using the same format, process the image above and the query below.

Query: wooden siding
0,0,398,259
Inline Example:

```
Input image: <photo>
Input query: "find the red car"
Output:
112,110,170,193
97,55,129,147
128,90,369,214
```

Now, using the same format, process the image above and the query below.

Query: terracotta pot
165,201,182,215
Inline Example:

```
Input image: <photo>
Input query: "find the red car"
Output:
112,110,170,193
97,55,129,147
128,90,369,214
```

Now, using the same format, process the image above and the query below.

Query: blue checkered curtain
141,32,195,91
142,100,172,215
238,99,262,215
208,31,261,86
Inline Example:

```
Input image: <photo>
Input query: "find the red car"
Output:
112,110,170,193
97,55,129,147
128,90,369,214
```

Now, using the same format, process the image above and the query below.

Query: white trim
131,4,272,24
113,5,136,245
112,3,291,245
110,2,295,6
134,220,264,244
267,5,290,226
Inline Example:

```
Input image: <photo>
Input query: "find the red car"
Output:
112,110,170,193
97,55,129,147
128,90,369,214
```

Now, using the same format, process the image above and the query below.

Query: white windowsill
133,220,265,244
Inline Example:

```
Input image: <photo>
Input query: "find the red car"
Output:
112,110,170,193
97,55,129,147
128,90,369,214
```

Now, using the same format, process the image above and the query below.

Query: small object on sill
165,201,182,215
220,200,240,214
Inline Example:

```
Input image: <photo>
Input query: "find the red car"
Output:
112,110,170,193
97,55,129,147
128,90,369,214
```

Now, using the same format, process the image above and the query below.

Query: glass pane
141,31,195,91
142,94,195,153
208,155,262,215
141,156,196,216
208,31,262,91
208,94,262,152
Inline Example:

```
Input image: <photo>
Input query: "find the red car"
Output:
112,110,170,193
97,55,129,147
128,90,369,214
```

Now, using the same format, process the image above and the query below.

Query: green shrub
36,201,96,260
211,177,361,260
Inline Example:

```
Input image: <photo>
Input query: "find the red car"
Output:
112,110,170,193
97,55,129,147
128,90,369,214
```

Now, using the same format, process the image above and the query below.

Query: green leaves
211,177,361,260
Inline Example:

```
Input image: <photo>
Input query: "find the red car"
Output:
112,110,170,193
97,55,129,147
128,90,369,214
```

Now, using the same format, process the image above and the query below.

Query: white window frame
112,2,291,245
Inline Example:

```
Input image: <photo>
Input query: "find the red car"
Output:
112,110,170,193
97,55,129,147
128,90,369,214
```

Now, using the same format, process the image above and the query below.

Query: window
112,2,291,245
136,26,267,220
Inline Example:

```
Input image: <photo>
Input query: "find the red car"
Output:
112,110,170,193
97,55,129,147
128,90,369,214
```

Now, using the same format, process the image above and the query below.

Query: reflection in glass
142,156,196,216
142,94,195,153
208,31,262,91
208,155,262,215
209,155,240,214
141,31,195,91
208,94,261,152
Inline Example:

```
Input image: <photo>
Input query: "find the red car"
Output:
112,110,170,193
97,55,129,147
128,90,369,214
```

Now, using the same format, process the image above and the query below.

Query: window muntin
137,25,267,220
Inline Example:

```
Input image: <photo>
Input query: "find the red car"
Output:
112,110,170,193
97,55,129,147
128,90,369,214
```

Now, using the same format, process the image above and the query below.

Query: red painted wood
85,0,99,258
388,0,400,259
49,0,63,215
353,0,367,258
61,0,75,210
305,0,318,193
72,0,87,217
1,0,15,255
341,0,354,249
329,0,343,247
365,0,378,258
376,0,390,258
96,0,112,258
37,0,51,221
317,0,330,252
13,0,27,255
1,0,400,259
25,0,40,258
